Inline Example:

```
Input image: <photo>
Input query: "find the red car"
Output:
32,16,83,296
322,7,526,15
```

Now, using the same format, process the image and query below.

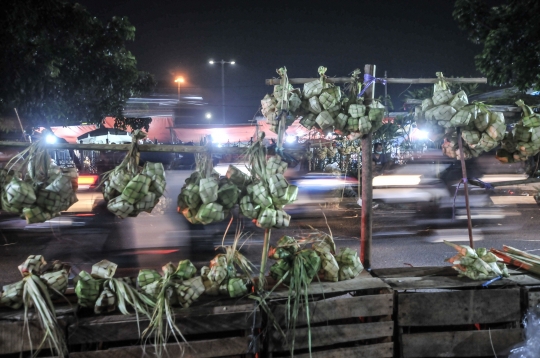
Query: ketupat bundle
74,260,154,316
0,132,79,223
101,130,166,218
137,260,205,358
414,72,511,162
444,241,509,280
0,255,71,357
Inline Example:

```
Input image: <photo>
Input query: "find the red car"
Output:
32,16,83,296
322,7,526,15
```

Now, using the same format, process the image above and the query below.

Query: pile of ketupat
415,72,505,160
445,241,509,280
260,67,385,140
101,129,166,218
0,255,71,357
1,131,78,223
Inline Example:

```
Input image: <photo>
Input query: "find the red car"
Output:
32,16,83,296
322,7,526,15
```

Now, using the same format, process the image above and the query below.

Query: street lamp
205,113,212,119
174,77,184,101
209,59,235,124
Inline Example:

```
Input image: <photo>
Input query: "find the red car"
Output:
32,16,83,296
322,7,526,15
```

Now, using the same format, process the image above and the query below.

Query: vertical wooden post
361,64,376,269
456,128,475,248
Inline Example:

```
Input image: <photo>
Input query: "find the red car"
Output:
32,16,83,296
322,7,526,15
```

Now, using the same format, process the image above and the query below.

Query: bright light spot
45,134,57,144
286,136,296,143
174,77,184,83
417,130,429,140
206,113,212,119
209,60,215,64
212,129,228,143
230,61,236,65
373,175,422,186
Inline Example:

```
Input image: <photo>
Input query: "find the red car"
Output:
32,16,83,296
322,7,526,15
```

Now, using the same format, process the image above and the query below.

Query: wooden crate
264,272,394,358
374,267,523,358
0,297,260,358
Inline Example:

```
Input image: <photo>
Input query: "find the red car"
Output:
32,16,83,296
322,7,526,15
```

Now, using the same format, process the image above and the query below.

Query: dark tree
0,0,155,129
453,0,540,91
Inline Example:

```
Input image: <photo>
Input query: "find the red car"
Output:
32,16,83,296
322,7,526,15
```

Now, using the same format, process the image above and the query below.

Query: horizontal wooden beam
0,141,307,156
405,99,521,113
265,77,488,85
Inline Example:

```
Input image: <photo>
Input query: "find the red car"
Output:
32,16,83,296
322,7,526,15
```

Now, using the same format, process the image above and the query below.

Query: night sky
75,0,494,123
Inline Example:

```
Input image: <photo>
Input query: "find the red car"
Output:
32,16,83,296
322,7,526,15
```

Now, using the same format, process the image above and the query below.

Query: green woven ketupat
23,206,54,224
326,104,341,118
239,195,260,219
175,260,197,280
75,271,102,308
0,281,25,309
450,109,472,127
108,168,132,194
181,276,205,305
308,96,322,114
199,177,219,204
318,252,339,282
195,202,224,224
141,280,161,298
474,133,498,152
268,174,289,198
95,287,116,314
180,182,202,209
523,114,540,128
133,192,157,214
102,181,119,201
300,113,317,130
336,247,364,281
273,209,291,228
200,266,220,296
334,113,348,131
298,249,321,284
318,90,337,110
149,174,166,198
269,247,292,261
449,90,468,110
425,105,456,121
40,269,69,295
432,90,453,105
421,98,435,112
514,125,532,143
530,127,540,144
45,174,72,196
208,254,228,284
368,108,384,123
518,142,540,156
486,112,506,141
4,177,36,212
249,182,273,208
348,104,366,118
303,79,324,98
346,116,359,132
461,130,481,146
266,156,288,177
358,116,372,135
35,188,65,213
289,93,302,112
121,173,152,205
256,207,277,228
226,165,250,187
142,162,165,178
137,269,162,288
278,235,300,253
438,120,453,129
18,254,46,274
92,260,117,279
273,184,298,207
227,277,248,298
217,181,240,210
270,260,291,284
261,94,276,116
107,196,134,219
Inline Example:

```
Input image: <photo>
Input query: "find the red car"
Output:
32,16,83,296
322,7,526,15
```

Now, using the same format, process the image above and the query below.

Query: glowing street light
205,113,212,119
174,77,184,101
208,59,235,124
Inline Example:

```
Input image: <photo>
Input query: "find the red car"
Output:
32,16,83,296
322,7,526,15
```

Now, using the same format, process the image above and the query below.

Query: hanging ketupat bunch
444,241,509,280
415,72,505,160
75,260,154,319
239,132,298,229
137,260,205,357
0,255,71,357
260,67,386,140
177,139,240,225
101,130,166,218
496,100,540,163
1,131,79,223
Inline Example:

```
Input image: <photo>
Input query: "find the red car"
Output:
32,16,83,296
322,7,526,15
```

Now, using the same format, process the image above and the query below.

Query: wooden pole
265,77,487,85
456,128,475,249
361,64,375,269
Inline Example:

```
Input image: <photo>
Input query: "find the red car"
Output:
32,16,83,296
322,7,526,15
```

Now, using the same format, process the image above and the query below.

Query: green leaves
453,0,540,91
0,0,156,128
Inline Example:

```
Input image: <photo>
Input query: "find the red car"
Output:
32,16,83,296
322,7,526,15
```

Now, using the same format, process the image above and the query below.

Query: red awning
103,117,174,143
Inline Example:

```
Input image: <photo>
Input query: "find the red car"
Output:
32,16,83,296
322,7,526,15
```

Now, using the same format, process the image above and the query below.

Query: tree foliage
453,0,540,91
0,0,155,129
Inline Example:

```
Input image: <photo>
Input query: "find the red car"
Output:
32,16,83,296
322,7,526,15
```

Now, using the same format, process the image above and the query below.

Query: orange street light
174,77,184,101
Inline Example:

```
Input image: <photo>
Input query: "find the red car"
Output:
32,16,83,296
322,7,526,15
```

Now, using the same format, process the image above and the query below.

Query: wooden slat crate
0,297,260,358
375,267,523,358
264,272,394,358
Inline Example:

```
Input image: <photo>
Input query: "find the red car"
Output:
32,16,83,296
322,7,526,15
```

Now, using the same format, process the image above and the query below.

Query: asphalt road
1,171,540,286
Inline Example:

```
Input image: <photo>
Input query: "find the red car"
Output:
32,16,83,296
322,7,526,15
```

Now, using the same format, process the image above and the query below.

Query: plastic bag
509,306,540,357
